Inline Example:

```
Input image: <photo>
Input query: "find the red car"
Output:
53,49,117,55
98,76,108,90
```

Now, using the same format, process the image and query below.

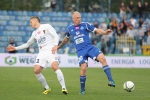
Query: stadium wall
0,53,150,68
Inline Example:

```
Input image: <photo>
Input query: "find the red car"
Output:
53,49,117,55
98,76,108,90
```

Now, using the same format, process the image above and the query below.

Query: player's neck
74,23,80,26
35,23,41,29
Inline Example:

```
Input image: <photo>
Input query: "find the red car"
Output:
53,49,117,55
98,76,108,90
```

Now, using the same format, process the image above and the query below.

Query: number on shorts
36,59,39,63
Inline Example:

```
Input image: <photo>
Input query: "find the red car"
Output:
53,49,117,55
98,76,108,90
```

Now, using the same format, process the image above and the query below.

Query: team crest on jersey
76,31,80,35
43,30,46,34
80,26,84,30
37,31,41,34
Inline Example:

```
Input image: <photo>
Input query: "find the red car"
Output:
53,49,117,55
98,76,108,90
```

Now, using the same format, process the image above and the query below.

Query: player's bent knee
80,64,87,76
80,63,87,71
100,58,107,63
34,65,42,74
81,67,86,71
97,54,107,63
34,69,41,74
100,58,107,66
51,61,59,71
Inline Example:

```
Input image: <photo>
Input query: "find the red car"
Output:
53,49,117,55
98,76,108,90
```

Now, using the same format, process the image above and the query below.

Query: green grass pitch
0,67,150,100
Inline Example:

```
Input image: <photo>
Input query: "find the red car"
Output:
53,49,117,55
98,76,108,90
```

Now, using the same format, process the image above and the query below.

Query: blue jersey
66,22,96,51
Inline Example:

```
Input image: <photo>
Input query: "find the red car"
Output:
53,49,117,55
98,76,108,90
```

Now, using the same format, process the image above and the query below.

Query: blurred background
0,0,150,56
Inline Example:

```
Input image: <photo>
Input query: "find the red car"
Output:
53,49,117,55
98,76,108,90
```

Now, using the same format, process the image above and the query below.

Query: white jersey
15,24,59,51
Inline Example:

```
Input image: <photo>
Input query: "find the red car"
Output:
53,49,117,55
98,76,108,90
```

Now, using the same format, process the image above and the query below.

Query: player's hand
106,29,112,35
57,46,60,50
6,45,16,51
52,45,58,54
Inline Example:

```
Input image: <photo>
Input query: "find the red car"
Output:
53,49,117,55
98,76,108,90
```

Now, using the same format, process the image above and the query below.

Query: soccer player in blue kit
58,11,115,94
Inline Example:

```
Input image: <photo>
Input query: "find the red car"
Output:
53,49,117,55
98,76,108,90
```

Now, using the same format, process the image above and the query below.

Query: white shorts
34,51,58,68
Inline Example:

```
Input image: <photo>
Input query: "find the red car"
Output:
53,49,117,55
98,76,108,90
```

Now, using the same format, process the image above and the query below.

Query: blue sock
103,65,113,81
80,75,86,92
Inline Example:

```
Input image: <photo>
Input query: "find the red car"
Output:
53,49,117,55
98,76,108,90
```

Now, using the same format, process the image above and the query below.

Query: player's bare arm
95,28,112,35
58,37,70,49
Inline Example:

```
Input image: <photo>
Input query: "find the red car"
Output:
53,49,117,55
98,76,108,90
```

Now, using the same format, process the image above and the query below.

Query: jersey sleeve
65,27,71,38
65,32,70,38
47,24,59,45
15,33,35,50
85,22,96,33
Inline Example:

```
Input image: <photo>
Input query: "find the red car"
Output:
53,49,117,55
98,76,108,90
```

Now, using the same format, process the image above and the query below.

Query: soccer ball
123,81,135,92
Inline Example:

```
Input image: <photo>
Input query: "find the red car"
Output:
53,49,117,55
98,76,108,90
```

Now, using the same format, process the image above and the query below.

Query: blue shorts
77,45,102,66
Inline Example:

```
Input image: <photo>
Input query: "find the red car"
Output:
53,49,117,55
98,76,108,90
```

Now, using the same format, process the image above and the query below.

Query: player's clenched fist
6,45,16,51
106,29,112,35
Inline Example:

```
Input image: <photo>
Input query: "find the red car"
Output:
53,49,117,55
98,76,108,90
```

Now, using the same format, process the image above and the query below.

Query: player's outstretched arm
7,36,35,51
95,29,112,35
58,37,70,50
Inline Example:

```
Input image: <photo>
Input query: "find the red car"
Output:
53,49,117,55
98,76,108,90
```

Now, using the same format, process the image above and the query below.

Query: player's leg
96,53,115,87
79,62,87,94
51,61,68,94
88,46,115,87
34,53,51,94
34,65,51,94
48,53,68,94
77,50,88,94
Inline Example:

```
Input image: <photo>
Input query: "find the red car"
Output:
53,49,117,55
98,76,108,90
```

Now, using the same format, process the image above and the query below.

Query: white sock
55,69,66,89
36,73,49,90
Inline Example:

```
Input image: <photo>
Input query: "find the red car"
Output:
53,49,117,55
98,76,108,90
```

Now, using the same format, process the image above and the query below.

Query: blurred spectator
134,22,139,29
93,21,100,28
147,27,150,33
88,2,94,12
7,38,17,53
137,2,143,18
63,41,72,54
137,27,144,46
130,17,137,27
92,2,100,13
141,21,148,34
101,38,107,54
51,0,57,11
96,40,102,50
101,22,107,31
111,16,119,35
105,15,111,29
121,16,128,33
143,2,149,19
139,18,144,28
92,32,101,44
93,40,97,46
147,31,150,45
118,22,126,35
126,24,137,37
127,1,135,18
64,0,76,12
120,2,126,19
92,22,101,42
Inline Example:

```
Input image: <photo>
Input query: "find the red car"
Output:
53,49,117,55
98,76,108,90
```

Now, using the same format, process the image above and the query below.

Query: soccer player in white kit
6,16,68,95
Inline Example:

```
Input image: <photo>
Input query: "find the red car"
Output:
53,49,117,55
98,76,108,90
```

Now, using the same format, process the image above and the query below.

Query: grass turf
0,67,150,100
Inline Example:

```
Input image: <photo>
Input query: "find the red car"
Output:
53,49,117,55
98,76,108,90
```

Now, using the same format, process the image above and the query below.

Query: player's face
73,13,81,26
30,19,37,28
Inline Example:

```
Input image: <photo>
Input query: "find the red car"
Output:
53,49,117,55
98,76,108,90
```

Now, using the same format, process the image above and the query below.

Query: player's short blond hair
30,16,40,23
